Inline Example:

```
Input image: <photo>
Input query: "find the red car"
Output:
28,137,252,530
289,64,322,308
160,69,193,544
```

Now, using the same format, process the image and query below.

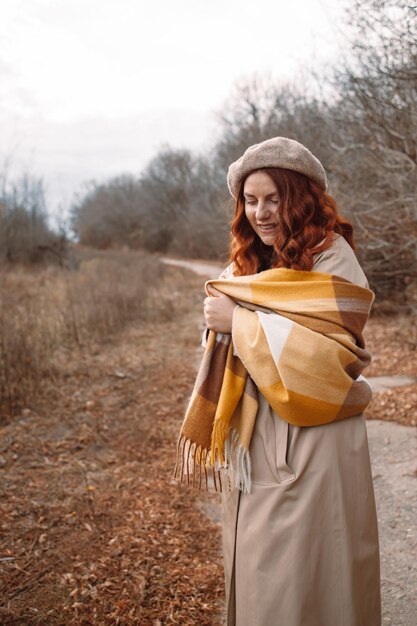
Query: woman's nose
256,200,271,219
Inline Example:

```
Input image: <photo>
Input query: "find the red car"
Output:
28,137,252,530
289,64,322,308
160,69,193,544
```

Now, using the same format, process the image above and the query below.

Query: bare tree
140,146,229,258
0,173,68,265
327,0,417,300
71,175,144,249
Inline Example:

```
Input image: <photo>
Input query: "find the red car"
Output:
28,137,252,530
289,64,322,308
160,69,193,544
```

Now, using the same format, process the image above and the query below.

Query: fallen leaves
0,269,224,625
364,314,417,427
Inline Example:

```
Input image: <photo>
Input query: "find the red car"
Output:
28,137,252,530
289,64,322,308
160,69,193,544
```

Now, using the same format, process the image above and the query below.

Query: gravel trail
367,420,417,625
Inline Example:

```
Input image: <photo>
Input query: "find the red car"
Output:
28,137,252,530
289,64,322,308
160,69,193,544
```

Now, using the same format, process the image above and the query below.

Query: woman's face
243,170,280,246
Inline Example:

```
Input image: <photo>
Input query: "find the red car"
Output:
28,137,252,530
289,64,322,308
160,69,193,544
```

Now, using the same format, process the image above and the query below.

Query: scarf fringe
210,418,230,466
235,442,252,494
173,429,252,494
173,435,222,492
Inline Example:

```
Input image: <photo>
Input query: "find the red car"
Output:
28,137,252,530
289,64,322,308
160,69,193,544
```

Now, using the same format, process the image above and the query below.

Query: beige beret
227,136,327,199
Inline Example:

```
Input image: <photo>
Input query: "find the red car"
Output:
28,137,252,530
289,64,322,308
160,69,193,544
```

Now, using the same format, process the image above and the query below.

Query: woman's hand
203,286,236,334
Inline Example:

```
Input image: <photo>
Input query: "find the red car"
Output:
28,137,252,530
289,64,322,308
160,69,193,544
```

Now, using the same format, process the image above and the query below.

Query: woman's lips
258,223,277,233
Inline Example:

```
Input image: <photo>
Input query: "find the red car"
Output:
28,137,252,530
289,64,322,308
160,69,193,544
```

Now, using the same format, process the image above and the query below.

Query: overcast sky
0,0,347,222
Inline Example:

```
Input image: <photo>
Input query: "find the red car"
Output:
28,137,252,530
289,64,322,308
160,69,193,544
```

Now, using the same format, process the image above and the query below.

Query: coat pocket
273,414,297,484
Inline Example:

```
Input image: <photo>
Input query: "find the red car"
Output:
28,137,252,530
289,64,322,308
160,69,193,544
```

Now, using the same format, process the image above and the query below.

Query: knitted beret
227,136,327,199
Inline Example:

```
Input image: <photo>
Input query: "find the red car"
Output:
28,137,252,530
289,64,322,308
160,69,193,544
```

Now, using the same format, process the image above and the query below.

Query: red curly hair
230,167,355,275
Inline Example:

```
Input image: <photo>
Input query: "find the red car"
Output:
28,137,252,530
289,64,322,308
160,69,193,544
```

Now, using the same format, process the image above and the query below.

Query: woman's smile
257,222,277,232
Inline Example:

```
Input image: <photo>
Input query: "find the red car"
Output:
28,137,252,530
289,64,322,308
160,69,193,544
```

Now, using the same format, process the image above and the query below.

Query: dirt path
160,257,224,277
165,256,417,626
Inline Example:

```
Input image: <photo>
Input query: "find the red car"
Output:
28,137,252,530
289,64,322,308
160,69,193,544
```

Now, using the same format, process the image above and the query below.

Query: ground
0,259,416,625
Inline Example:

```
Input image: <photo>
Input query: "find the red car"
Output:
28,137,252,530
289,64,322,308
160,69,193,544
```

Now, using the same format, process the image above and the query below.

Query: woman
175,137,381,626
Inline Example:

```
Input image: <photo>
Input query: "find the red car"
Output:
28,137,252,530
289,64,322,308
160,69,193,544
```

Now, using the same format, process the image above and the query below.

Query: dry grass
0,247,175,420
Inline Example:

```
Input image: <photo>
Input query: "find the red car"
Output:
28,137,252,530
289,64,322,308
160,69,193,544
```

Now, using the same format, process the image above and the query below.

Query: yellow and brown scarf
174,268,374,493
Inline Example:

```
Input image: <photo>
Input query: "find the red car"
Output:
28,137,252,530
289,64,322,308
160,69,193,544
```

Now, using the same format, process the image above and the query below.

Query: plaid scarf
174,268,374,493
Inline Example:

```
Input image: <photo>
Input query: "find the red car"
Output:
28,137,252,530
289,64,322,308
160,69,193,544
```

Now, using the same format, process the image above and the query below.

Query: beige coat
218,235,381,626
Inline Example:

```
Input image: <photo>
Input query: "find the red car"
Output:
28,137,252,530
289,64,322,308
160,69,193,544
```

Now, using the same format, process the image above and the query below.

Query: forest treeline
1,0,416,303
